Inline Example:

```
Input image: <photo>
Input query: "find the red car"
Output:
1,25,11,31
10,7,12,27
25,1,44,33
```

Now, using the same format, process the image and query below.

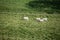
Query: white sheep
36,18,40,21
40,19,44,22
36,18,44,22
23,17,29,20
43,18,48,21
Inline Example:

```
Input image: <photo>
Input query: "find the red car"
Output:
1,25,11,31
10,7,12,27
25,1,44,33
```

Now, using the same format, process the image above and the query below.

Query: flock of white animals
23,17,47,22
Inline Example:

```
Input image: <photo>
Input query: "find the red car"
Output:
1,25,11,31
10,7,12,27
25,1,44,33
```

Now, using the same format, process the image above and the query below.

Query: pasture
0,0,60,40
0,12,60,40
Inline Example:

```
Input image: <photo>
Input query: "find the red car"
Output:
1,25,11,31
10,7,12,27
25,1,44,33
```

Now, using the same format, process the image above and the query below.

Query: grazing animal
36,18,40,22
40,19,44,22
36,18,44,22
43,18,47,21
23,17,29,20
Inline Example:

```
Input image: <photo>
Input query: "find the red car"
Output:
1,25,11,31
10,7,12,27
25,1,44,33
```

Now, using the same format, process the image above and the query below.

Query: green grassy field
0,0,33,12
0,12,60,40
0,0,60,40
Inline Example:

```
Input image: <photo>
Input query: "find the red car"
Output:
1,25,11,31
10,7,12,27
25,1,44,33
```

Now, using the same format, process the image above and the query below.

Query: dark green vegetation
27,0,60,14
0,0,60,40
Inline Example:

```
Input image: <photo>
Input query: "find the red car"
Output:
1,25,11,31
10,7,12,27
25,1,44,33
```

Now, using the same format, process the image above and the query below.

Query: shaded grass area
0,13,60,40
0,0,60,14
